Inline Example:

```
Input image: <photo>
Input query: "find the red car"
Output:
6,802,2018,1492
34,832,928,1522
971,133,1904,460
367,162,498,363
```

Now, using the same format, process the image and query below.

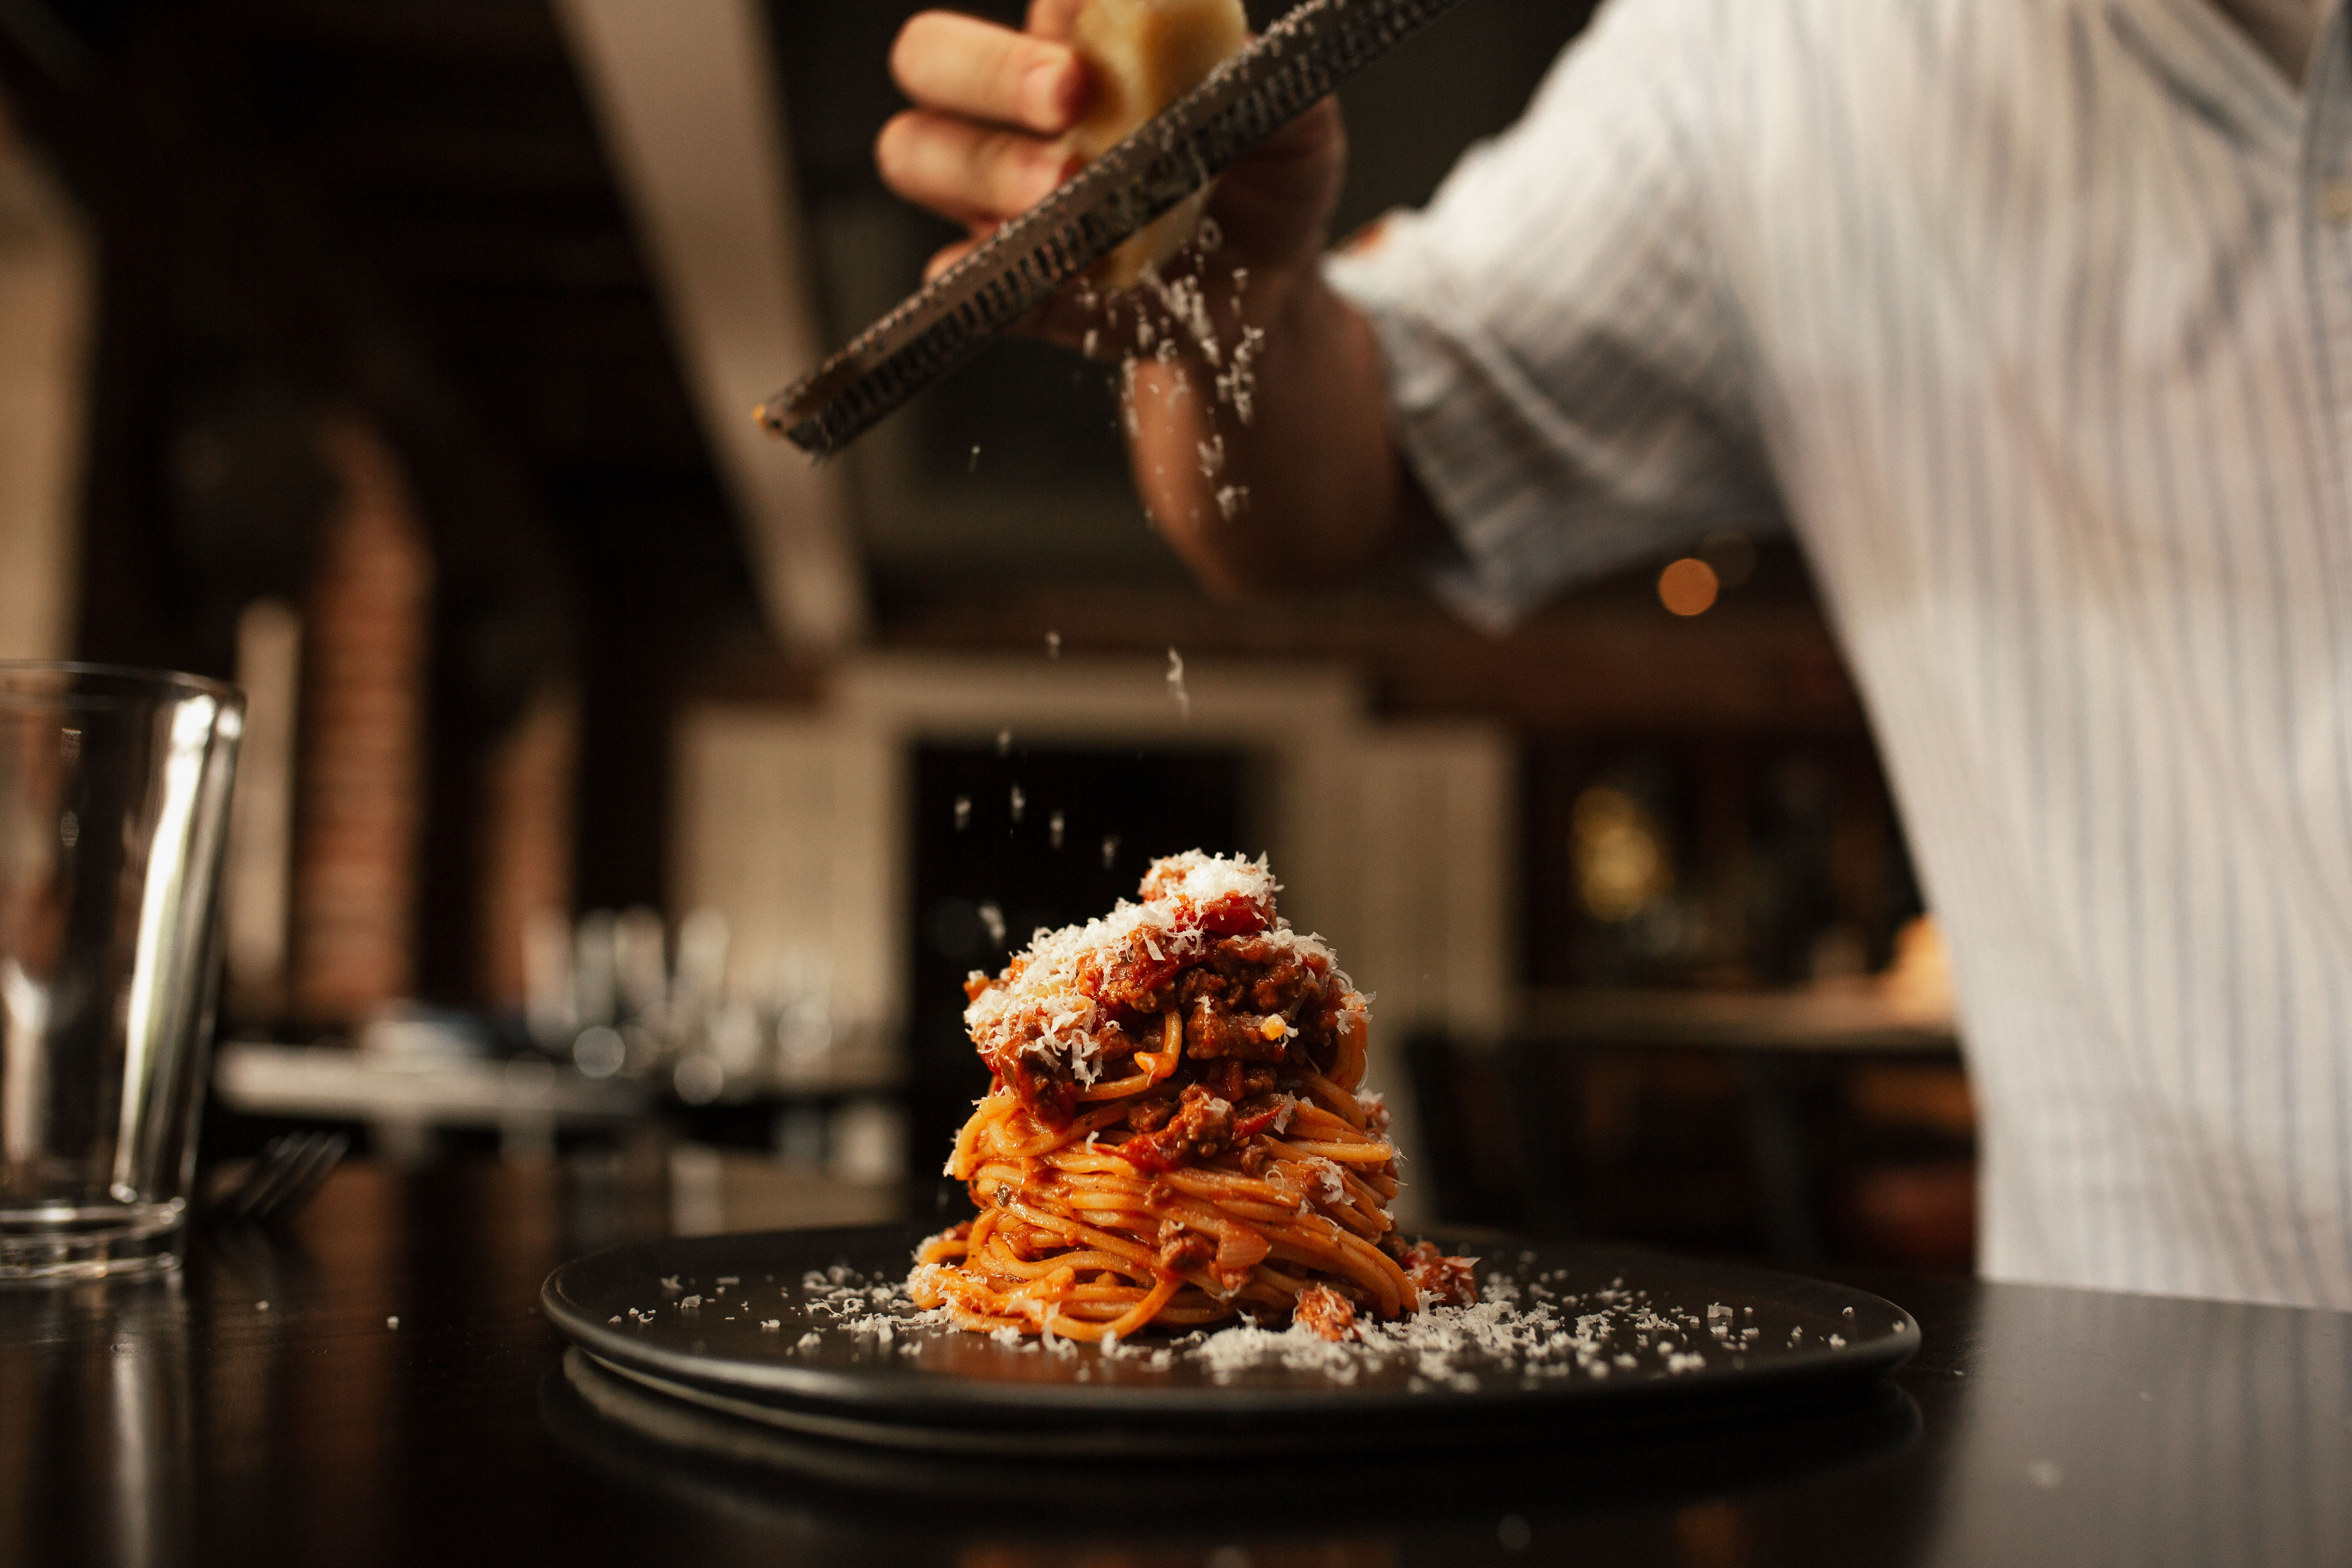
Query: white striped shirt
2218,0,2330,80
1326,0,2352,1307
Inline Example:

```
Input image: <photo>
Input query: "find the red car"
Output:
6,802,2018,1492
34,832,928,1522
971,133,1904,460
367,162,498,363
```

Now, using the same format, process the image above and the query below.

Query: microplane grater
759,0,1474,459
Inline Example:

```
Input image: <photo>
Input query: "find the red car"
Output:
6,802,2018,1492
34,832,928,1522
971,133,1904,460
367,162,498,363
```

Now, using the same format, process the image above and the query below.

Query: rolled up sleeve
1324,0,1774,630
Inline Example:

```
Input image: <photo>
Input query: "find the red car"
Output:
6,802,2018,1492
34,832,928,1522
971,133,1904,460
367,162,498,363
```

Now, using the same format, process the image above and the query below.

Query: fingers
879,111,1080,227
1025,0,1085,42
890,11,1090,135
881,10,1091,229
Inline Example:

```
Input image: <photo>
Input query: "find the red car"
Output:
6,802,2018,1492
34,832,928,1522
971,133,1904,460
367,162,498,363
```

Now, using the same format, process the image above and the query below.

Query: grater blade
759,0,1474,459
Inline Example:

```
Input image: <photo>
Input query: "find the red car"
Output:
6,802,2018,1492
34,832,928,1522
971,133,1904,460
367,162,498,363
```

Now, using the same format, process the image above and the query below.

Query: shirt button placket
2316,28,2352,740
2314,30,2352,488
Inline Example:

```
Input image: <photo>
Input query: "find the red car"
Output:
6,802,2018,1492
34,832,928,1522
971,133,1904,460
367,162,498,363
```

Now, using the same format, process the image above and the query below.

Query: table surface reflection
2,1158,2346,1568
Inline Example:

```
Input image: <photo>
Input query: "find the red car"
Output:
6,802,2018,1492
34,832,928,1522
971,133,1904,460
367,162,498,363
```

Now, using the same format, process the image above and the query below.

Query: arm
878,4,1439,594
1124,229,1439,597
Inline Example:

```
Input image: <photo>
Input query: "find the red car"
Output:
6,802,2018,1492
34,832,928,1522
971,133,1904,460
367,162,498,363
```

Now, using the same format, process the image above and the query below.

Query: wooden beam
551,0,866,653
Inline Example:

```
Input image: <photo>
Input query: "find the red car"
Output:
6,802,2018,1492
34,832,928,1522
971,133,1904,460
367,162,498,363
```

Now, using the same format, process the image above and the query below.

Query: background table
3,1158,2345,1567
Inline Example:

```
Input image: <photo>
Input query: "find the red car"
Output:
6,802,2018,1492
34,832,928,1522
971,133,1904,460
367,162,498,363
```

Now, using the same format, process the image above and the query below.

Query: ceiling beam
550,0,866,654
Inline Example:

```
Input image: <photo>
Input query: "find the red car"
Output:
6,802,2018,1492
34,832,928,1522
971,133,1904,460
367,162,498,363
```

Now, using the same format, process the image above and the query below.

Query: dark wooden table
4,1159,2346,1567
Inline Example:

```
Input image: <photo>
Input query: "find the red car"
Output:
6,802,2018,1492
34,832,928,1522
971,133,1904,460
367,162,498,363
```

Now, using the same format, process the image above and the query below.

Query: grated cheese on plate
718,1260,1850,1394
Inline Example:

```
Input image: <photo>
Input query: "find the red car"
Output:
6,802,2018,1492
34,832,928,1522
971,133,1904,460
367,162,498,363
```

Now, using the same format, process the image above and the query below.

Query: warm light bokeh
1658,557,1721,617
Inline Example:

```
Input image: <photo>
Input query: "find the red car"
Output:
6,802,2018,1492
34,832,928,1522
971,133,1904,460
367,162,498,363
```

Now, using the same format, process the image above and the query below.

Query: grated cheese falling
1197,433,1225,479
1167,647,1191,720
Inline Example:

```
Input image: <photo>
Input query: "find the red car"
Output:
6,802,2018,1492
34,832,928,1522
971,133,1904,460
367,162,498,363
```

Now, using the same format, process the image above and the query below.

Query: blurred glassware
521,906,577,1049
671,1054,724,1106
490,902,902,1163
824,1098,904,1187
571,1025,626,1079
572,909,619,1028
0,1271,194,1563
0,663,243,1281
671,906,730,1025
358,1003,490,1059
706,1001,764,1081
612,906,668,1027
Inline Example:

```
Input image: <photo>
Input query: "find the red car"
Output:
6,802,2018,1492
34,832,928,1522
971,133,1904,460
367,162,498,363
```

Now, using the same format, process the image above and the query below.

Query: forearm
872,10,1410,588
1125,262,1432,597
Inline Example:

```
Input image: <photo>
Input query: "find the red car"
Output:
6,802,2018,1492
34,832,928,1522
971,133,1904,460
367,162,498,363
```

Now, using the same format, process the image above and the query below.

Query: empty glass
0,664,243,1281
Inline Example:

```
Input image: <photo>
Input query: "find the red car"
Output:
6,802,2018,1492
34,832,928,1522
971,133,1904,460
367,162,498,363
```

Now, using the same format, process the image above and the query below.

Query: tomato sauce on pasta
911,852,1476,1341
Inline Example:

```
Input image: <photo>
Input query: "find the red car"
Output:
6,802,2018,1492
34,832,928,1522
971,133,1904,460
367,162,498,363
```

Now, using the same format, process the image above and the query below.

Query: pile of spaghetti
911,852,1476,1343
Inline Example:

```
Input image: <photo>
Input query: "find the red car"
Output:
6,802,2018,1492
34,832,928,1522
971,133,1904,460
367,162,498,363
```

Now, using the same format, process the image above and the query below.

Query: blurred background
0,0,1973,1273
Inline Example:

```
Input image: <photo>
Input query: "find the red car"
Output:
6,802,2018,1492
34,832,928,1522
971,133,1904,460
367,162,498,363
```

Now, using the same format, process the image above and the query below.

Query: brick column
288,419,433,1025
0,109,94,662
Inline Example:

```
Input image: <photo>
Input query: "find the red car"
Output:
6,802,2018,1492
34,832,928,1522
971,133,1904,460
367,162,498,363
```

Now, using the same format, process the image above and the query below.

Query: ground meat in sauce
1183,995,1289,1061
1096,897,1275,1015
1098,949,1184,1016
1111,1051,1285,1172
1174,935,1336,1061
1301,1157,1349,1209
1389,1238,1480,1310
1123,1095,1177,1133
1294,1283,1358,1342
1229,1091,1292,1140
1206,933,1327,1005
1154,1219,1212,1274
1119,1084,1234,1174
1192,1059,1277,1105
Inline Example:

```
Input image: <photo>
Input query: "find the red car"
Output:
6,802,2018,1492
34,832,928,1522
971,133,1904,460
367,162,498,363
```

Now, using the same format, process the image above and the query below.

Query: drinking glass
0,664,243,1280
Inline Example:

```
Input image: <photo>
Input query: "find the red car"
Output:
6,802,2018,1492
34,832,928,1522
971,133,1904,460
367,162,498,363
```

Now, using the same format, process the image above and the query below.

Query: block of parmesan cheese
1062,0,1250,292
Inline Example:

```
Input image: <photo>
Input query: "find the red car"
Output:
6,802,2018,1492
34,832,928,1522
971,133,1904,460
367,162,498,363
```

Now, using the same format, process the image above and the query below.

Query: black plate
541,1225,1918,1456
542,1349,1925,1528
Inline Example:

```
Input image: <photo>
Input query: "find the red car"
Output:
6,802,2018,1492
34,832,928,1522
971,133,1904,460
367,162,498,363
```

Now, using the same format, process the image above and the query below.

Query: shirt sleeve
1323,0,1773,631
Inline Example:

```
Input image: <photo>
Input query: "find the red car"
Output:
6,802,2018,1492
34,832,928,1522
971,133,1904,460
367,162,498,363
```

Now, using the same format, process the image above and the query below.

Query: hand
875,2,1349,350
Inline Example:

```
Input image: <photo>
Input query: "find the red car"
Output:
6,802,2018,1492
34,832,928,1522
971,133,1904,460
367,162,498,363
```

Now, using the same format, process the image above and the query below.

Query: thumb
1027,0,1085,43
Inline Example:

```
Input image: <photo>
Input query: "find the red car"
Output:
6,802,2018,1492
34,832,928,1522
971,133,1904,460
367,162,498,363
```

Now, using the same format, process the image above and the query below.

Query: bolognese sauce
911,851,1476,1342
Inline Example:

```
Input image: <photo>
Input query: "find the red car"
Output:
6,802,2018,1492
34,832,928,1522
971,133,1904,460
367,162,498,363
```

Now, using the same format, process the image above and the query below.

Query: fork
210,1131,350,1225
